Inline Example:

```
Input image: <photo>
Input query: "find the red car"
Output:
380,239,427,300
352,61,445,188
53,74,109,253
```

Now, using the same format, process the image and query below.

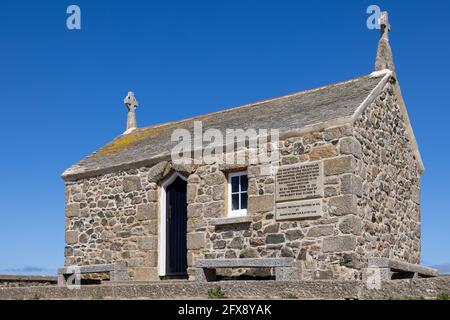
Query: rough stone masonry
61,12,425,282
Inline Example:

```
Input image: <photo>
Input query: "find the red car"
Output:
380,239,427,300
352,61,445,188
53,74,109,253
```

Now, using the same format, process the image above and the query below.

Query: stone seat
363,257,439,281
195,258,300,282
58,262,128,286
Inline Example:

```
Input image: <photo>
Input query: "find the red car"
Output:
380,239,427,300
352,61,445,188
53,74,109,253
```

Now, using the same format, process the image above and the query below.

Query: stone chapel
60,12,427,283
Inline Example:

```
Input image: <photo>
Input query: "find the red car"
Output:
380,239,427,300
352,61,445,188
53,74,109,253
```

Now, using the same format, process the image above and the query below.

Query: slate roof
63,72,388,180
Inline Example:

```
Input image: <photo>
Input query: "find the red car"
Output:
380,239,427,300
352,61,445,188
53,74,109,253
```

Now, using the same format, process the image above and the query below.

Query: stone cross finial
123,91,138,134
379,11,390,40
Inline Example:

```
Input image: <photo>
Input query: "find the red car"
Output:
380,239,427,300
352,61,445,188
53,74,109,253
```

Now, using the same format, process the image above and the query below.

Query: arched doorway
159,173,188,277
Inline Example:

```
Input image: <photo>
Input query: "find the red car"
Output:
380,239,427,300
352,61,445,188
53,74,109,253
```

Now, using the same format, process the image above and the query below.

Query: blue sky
0,0,449,275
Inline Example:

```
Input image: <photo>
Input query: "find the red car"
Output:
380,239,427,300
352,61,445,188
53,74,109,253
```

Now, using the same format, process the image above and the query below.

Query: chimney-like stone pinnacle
375,11,395,72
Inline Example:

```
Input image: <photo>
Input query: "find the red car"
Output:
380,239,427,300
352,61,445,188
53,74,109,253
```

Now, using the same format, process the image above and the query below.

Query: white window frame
228,171,248,218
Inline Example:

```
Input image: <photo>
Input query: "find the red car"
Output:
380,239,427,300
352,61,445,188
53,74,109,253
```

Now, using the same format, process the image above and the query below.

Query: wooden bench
363,258,439,281
57,262,129,286
195,258,300,282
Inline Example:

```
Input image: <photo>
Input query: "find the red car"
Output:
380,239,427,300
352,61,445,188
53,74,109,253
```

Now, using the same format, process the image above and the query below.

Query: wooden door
165,176,188,276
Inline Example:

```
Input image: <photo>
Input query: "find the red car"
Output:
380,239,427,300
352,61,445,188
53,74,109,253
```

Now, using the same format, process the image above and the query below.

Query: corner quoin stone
323,236,356,253
341,174,363,197
65,203,80,217
338,215,362,235
339,137,363,159
324,155,355,176
328,195,357,216
65,231,78,245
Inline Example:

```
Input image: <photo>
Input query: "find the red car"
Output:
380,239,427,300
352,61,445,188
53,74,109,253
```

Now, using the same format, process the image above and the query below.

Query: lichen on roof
98,121,184,156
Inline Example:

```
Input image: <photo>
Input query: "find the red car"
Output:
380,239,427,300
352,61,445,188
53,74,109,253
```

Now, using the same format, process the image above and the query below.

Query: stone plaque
275,161,324,202
276,199,323,221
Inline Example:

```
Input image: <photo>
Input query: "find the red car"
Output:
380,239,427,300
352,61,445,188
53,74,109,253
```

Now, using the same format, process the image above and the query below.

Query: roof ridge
130,72,384,134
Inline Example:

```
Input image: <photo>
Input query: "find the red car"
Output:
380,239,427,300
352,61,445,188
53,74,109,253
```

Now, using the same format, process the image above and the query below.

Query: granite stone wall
353,79,421,265
190,127,364,281
64,167,161,281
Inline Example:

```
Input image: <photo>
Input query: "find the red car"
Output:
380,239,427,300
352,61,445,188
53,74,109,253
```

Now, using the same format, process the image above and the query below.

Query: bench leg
196,268,216,282
363,267,392,289
275,267,298,281
58,273,82,288
378,268,393,281
57,274,67,287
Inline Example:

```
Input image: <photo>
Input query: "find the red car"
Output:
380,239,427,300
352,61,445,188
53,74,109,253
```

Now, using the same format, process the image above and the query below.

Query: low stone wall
0,276,448,300
359,276,450,300
0,275,57,288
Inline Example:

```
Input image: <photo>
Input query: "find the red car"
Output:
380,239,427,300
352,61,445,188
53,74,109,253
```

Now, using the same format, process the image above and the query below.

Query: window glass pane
241,192,248,209
231,176,239,193
240,175,248,192
232,193,240,210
